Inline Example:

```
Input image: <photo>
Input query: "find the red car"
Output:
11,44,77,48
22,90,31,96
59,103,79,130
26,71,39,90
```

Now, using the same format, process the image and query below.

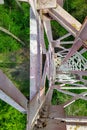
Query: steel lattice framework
0,0,87,130
29,0,87,130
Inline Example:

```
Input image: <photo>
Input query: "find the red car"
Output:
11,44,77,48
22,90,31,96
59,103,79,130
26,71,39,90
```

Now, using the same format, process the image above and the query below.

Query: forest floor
0,48,29,96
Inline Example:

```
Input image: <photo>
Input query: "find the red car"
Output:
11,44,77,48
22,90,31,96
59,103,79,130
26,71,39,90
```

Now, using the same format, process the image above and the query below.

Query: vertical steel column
43,20,54,86
36,13,42,95
29,7,44,130
30,7,38,100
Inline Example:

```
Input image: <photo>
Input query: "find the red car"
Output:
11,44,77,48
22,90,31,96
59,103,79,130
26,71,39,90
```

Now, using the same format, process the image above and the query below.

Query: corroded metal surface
30,8,38,100
28,88,45,129
32,86,87,130
1,1,86,130
29,1,87,129
32,88,66,130
48,3,82,36
66,124,87,130
36,0,57,10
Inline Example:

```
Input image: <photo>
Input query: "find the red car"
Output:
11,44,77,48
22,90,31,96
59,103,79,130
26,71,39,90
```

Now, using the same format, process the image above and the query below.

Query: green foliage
49,0,87,117
0,100,26,130
55,82,62,85
45,77,49,94
68,89,87,94
52,89,87,116
75,81,84,84
0,1,29,129
0,33,21,53
0,62,29,97
64,0,87,22
0,0,86,129
82,52,87,59
51,89,71,105
44,31,49,50
51,21,68,40
65,99,87,116
0,1,29,53
82,76,87,80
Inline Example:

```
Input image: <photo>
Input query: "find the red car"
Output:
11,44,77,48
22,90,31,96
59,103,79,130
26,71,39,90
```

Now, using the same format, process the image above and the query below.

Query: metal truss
0,0,87,130
29,0,87,129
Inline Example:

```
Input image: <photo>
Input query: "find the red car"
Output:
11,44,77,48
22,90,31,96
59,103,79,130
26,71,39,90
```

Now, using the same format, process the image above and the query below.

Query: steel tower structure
0,0,87,130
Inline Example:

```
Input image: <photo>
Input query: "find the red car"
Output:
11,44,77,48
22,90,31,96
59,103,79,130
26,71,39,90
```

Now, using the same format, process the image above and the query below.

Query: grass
65,99,87,116
0,61,29,97
0,2,29,129
51,20,68,40
51,89,72,105
51,89,87,116
0,100,27,130
0,50,29,129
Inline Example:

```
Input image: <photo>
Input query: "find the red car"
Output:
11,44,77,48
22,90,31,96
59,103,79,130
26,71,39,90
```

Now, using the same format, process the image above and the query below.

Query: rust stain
84,40,87,45
74,125,80,130
54,4,59,9
70,126,72,130
72,23,80,31
83,40,87,49
37,0,56,7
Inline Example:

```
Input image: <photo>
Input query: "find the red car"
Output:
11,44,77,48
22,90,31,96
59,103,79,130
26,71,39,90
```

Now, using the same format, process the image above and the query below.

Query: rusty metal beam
29,7,46,130
57,0,64,7
29,87,52,129
36,0,57,10
29,2,87,130
53,86,76,96
30,7,38,100
36,13,42,93
57,33,71,41
43,19,53,86
70,70,87,76
28,87,45,129
48,4,82,36
41,59,47,87
79,48,87,54
62,18,87,64
0,70,28,113
40,23,47,54
52,41,73,47
43,19,53,46
77,17,87,48
53,86,87,106
62,38,83,64
50,116,87,123
63,92,87,108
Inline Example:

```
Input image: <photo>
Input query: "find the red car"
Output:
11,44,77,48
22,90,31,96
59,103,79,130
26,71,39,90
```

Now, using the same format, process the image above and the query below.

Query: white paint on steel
30,8,38,100
67,125,87,130
0,90,26,113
